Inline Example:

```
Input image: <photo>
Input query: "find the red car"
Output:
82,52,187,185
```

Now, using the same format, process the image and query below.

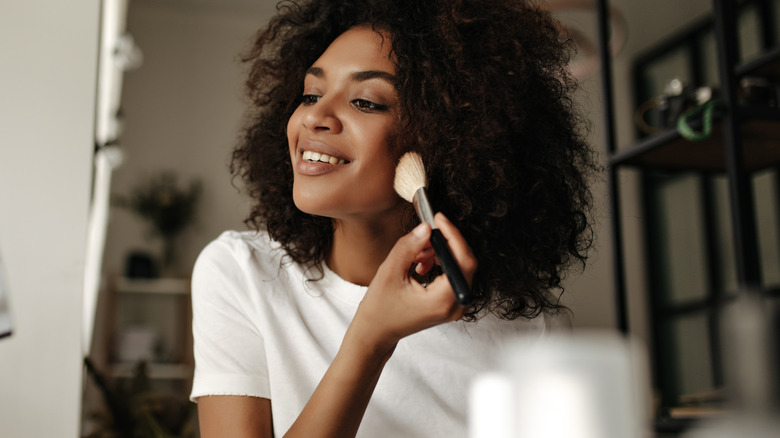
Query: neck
327,213,407,286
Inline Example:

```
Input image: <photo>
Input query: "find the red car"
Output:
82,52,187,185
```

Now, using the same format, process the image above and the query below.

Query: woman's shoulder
199,229,279,260
194,229,288,282
211,229,276,249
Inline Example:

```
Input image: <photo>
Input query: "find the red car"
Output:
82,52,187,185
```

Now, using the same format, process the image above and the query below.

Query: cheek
361,139,400,197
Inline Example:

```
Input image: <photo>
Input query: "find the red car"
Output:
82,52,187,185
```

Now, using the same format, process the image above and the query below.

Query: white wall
101,2,274,279
0,1,99,437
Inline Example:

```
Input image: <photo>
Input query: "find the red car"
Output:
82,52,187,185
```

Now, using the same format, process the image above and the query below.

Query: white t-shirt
191,230,565,438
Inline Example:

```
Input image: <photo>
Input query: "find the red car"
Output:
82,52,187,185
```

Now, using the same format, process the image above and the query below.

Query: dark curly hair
231,0,598,320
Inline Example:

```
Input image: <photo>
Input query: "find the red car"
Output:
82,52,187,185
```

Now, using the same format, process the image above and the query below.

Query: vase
160,234,178,277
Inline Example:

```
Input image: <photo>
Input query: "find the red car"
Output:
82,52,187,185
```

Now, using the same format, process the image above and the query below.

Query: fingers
434,213,477,283
381,213,476,301
415,258,435,275
409,214,477,283
382,222,431,275
357,216,469,344
413,246,435,274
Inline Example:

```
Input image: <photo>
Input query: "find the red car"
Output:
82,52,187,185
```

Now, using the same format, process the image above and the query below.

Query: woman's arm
196,329,391,438
198,396,274,438
198,213,476,437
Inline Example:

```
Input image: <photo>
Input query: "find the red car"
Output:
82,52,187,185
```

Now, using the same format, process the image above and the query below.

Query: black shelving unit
596,0,780,433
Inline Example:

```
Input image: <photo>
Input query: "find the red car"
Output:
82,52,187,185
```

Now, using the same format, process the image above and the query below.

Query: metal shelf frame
597,0,778,413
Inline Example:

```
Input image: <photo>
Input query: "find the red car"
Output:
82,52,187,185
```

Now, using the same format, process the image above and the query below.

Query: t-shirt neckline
311,261,368,306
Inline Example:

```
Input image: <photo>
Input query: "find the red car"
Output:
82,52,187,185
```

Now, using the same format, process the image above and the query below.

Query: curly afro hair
231,0,599,320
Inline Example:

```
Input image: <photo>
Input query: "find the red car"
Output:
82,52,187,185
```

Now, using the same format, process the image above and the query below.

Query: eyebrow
306,67,398,87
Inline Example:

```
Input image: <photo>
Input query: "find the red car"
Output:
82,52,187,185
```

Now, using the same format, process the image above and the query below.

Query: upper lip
296,139,351,162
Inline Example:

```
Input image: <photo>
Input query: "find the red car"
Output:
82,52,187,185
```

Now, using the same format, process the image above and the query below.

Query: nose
301,97,343,134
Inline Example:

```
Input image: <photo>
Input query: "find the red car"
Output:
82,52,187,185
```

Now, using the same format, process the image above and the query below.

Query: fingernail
413,222,428,238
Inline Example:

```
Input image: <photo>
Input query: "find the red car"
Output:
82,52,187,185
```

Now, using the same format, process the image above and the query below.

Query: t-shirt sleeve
189,236,271,401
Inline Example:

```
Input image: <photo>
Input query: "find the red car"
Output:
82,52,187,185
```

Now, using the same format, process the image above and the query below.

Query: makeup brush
394,152,473,305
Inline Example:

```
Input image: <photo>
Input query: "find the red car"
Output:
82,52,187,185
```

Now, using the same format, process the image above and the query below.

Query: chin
292,199,319,217
292,193,335,218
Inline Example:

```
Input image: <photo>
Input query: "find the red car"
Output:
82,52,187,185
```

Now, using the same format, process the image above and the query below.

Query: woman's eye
352,99,388,112
301,94,320,105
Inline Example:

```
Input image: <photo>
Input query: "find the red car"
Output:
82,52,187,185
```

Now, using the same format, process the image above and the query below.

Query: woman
191,0,597,436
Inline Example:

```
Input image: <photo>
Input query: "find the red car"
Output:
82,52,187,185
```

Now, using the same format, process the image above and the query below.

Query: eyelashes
300,94,390,113
352,98,389,112
301,94,320,105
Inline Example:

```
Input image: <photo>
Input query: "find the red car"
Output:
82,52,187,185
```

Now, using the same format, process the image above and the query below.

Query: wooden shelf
104,276,194,385
736,46,780,79
654,416,700,435
116,277,190,295
613,50,780,173
611,114,780,172
109,362,192,380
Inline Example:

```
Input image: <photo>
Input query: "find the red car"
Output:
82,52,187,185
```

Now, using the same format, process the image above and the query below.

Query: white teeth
302,150,347,165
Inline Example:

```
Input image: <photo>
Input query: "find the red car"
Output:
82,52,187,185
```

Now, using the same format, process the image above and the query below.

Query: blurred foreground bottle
469,332,651,438
683,293,779,438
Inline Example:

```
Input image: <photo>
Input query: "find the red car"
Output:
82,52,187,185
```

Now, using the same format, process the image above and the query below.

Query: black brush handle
430,229,473,305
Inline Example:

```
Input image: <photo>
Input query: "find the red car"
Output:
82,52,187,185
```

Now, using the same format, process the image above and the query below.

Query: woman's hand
349,212,478,354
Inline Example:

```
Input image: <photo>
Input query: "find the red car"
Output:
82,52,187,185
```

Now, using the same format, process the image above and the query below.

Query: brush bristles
394,152,428,203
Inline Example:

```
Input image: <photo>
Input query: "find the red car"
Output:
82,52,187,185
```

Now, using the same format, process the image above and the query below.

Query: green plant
114,172,201,267
83,358,198,438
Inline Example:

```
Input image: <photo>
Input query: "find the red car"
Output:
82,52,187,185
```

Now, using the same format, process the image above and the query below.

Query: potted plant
83,358,198,438
114,172,201,275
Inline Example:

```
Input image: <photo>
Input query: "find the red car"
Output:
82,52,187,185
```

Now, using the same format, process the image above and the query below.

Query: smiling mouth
302,150,349,165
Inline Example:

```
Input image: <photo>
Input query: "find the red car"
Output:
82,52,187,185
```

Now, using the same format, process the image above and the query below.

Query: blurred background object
544,0,628,79
681,294,779,438
0,248,12,339
113,171,202,277
469,332,651,438
83,0,139,358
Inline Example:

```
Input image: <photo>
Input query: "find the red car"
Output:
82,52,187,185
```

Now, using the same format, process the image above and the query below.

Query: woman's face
287,26,405,223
